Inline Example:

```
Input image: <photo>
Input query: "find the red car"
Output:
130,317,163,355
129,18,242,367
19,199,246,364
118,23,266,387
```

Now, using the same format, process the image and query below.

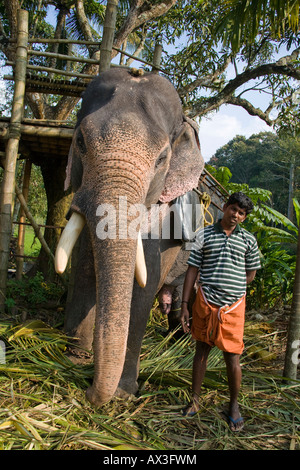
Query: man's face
222,203,247,227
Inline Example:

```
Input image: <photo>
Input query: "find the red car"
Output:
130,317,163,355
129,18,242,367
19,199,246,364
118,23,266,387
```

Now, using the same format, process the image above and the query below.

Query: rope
8,122,22,140
193,189,214,226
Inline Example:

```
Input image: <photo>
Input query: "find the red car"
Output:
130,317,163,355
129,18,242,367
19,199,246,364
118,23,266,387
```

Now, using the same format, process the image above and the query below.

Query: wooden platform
0,117,74,161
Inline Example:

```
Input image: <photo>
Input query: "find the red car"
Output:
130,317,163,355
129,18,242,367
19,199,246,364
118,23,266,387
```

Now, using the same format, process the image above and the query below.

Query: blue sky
198,105,272,162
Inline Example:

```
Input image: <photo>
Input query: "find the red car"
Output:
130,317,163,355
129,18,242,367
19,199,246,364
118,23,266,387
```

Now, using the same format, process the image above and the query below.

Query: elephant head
55,68,204,406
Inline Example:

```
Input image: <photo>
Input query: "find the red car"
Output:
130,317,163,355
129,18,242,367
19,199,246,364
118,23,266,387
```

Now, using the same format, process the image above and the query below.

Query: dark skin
180,202,256,431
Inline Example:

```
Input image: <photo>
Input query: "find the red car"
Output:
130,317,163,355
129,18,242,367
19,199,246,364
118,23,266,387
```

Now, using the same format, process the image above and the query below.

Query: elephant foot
85,386,106,407
86,385,112,407
114,386,136,401
66,346,93,365
85,385,136,407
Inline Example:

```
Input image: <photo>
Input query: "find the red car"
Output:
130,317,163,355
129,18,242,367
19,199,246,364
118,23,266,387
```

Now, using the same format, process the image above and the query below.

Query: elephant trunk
55,195,147,405
83,182,147,406
86,235,137,406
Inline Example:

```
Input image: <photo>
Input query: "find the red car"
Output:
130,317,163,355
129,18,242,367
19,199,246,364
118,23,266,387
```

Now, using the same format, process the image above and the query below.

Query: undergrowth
0,304,299,450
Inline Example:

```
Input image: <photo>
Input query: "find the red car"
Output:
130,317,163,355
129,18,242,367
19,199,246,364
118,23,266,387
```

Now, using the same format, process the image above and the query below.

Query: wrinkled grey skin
63,68,204,406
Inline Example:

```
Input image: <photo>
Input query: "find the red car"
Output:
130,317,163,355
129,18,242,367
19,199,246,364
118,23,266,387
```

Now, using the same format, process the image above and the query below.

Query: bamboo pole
16,159,32,280
28,49,101,65
0,9,28,312
0,123,74,140
15,183,55,265
6,61,96,79
28,38,102,45
99,0,119,73
112,46,165,71
29,40,166,70
17,36,169,72
28,47,164,71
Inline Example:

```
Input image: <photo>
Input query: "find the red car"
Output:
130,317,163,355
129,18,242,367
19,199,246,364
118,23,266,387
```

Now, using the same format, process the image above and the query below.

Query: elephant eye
155,148,169,169
77,130,86,154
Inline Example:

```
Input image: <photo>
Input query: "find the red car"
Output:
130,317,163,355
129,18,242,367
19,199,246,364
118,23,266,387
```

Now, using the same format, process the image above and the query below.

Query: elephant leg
167,284,183,335
117,238,181,397
64,226,96,357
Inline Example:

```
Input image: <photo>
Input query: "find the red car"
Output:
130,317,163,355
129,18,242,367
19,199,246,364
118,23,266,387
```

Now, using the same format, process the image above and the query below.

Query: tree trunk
0,9,28,311
283,228,300,380
16,159,32,279
32,155,72,280
288,157,295,222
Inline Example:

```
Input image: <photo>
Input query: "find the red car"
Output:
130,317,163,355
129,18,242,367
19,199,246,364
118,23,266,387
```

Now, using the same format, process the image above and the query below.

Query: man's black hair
226,192,254,215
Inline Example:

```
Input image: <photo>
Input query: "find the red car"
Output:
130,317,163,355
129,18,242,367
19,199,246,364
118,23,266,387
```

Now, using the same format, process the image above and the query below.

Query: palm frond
0,310,299,450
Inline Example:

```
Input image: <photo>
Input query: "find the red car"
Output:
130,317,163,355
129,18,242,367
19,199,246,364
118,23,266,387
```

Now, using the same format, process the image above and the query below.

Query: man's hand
180,304,190,334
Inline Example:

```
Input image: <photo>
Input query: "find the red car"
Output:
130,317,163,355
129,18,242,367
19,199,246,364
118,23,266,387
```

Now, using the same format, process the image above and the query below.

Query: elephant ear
159,116,204,203
64,143,73,191
64,139,83,192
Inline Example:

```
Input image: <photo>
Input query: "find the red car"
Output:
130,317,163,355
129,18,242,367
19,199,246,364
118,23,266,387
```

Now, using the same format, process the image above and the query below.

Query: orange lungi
191,286,246,355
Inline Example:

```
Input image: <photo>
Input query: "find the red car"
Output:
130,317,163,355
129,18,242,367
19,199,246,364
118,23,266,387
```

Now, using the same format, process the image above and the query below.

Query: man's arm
180,265,199,333
246,270,256,284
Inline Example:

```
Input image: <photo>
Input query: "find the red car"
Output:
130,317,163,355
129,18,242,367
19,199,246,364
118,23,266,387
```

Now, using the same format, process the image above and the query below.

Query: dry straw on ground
0,305,299,450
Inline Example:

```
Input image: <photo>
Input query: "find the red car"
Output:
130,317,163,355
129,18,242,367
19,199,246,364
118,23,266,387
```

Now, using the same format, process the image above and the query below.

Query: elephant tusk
55,212,86,274
55,213,147,286
135,231,147,288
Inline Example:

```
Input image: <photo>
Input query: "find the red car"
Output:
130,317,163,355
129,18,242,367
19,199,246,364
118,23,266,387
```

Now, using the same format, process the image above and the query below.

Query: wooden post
283,227,300,380
99,0,119,73
15,183,55,266
16,159,32,280
152,41,163,74
0,9,28,311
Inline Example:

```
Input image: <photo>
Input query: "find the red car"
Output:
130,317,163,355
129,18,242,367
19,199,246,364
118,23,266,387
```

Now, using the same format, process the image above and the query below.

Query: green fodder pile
0,307,299,450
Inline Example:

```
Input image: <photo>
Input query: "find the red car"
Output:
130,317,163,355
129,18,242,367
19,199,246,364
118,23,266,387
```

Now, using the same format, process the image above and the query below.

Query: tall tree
0,0,178,277
0,0,299,279
216,0,300,53
209,132,300,217
156,0,300,133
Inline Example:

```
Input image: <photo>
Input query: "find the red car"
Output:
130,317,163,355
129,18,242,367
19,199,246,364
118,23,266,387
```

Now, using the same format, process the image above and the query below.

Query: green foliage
205,164,233,187
5,273,64,311
246,204,296,309
207,162,298,309
209,132,300,217
0,162,47,227
248,237,296,309
236,189,297,309
26,164,47,222
215,0,300,53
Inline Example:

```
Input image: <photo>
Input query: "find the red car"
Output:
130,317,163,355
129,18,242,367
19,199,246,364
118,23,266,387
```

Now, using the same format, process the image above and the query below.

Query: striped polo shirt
188,220,261,306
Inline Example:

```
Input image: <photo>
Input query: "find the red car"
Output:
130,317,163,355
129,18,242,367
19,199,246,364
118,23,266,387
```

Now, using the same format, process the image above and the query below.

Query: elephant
55,67,204,407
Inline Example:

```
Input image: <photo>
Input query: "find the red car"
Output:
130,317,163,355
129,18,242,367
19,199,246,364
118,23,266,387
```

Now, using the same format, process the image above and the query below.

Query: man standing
180,192,261,431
